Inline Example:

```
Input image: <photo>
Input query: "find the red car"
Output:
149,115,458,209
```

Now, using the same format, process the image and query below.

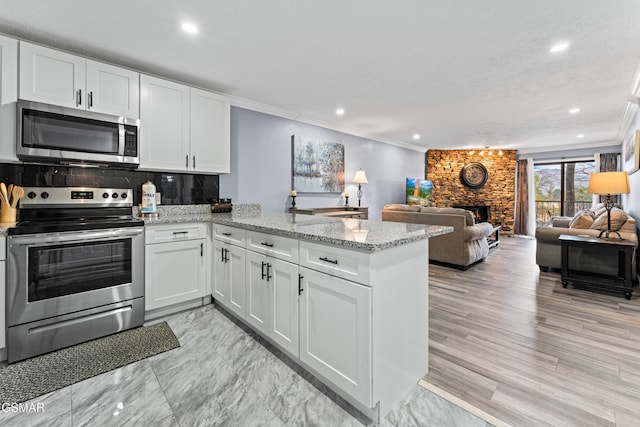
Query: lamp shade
352,169,368,184
588,171,630,195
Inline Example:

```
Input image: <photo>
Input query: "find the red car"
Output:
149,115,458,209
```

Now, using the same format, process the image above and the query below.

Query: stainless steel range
6,187,144,363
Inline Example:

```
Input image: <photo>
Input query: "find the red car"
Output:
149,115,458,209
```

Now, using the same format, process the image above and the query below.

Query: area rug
0,321,180,404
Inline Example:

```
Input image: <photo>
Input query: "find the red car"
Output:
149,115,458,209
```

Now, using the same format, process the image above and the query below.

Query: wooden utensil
11,185,24,208
0,183,7,205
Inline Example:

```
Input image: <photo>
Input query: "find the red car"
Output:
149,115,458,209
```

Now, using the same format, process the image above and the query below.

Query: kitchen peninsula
142,206,452,421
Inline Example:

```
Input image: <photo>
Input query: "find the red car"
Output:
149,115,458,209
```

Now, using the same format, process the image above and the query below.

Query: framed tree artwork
291,135,345,193
623,130,640,174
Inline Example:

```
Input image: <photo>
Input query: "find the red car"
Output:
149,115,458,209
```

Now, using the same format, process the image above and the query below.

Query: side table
559,234,637,299
289,206,368,219
487,225,501,249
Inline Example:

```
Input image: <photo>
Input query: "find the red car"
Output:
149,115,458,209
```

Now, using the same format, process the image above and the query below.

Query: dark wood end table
559,234,637,299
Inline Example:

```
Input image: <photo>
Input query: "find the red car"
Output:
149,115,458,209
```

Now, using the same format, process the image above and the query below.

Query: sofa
535,204,638,279
381,204,495,269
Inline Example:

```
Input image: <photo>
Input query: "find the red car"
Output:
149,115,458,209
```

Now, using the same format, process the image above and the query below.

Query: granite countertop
140,204,453,252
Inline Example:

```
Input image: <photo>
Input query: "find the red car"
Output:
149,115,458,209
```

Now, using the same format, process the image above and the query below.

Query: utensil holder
1,203,16,223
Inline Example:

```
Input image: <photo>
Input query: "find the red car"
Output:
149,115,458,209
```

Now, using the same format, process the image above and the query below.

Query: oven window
28,238,132,302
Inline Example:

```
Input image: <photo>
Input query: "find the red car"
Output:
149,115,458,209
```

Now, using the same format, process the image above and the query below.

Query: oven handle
10,227,144,245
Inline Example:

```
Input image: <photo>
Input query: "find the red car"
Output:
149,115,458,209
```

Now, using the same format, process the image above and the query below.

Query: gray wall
621,112,640,221
220,107,425,219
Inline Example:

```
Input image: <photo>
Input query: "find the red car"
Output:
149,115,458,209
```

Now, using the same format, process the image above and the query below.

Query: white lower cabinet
0,236,6,351
299,266,372,407
213,239,246,318
145,224,208,311
246,252,299,357
211,225,428,420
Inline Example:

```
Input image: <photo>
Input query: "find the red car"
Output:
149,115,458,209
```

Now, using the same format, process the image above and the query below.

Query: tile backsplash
0,163,219,205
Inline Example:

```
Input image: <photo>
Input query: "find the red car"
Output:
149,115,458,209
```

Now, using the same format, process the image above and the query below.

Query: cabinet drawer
299,241,370,285
145,223,207,244
247,231,299,263
213,224,246,247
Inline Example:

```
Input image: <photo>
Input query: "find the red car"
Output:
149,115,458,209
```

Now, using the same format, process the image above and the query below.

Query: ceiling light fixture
335,108,345,116
577,134,585,138
181,22,198,34
550,42,570,53
569,108,581,114
413,134,421,140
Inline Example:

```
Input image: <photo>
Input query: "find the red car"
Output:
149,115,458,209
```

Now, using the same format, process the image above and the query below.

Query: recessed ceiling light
413,134,421,140
182,22,198,34
335,108,345,116
577,134,585,138
569,108,581,114
550,42,570,53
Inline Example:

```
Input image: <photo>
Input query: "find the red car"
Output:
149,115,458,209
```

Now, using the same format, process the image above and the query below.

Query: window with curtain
534,160,595,226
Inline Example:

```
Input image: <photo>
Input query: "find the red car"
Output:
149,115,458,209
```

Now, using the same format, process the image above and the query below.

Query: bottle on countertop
141,181,157,215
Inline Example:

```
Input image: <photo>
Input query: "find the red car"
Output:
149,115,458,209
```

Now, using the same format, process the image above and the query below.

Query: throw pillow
569,211,595,229
590,208,628,231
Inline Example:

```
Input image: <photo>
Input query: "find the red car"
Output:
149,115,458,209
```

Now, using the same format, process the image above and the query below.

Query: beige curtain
514,159,529,235
599,153,620,205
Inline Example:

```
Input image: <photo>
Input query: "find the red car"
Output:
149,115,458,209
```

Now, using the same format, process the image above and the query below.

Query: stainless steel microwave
17,100,140,167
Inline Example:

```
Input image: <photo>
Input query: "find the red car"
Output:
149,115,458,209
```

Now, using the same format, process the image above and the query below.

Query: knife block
0,202,16,223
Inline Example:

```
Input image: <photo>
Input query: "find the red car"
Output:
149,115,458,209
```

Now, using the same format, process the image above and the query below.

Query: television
406,178,432,206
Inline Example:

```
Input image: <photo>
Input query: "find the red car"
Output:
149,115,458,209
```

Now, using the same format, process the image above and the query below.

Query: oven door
7,227,144,327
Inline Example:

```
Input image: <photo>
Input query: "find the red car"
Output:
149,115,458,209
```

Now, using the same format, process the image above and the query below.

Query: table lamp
352,169,368,207
587,171,630,239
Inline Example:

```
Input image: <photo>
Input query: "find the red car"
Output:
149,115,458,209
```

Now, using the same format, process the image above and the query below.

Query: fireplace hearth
454,205,489,223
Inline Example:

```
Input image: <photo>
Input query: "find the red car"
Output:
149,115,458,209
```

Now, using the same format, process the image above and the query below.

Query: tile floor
0,304,492,426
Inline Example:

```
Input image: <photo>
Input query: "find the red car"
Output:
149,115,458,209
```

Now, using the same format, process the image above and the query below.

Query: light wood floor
423,236,640,427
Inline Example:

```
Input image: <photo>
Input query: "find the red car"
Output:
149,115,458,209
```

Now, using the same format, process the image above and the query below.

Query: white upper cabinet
190,88,230,173
140,75,230,174
140,75,190,171
0,35,18,163
85,60,139,117
19,42,139,118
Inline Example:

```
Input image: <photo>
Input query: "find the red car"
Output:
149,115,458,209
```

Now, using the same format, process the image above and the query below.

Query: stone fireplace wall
426,149,517,234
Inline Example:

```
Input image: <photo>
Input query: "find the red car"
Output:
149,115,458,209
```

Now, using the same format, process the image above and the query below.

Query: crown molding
517,139,619,155
616,100,639,142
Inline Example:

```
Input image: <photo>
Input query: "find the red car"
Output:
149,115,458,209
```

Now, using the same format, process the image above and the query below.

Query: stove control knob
28,191,37,199
121,193,128,199
112,193,118,199
102,192,109,199
41,191,49,199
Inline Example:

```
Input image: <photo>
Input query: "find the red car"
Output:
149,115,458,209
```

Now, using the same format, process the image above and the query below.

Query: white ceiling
1,0,640,153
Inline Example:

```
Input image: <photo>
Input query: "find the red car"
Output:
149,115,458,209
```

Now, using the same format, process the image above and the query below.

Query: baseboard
418,379,512,427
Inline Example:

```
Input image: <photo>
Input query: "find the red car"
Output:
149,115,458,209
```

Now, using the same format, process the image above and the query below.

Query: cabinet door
145,239,206,311
0,260,5,349
19,42,85,108
269,258,299,357
299,267,372,407
86,60,139,118
0,35,18,162
246,251,269,335
190,88,230,173
213,240,246,318
140,75,190,171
